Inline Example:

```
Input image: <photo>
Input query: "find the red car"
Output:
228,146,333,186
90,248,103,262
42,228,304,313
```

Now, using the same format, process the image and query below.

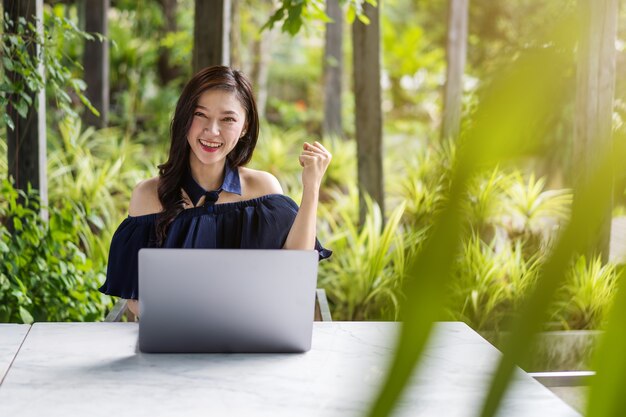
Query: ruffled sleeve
240,195,332,261
98,215,156,299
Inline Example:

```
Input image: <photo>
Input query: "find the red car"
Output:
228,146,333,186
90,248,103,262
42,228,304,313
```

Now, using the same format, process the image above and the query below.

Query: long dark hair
155,66,260,245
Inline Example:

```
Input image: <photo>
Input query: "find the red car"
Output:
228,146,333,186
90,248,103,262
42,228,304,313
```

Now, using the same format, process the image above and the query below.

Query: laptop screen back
138,249,318,353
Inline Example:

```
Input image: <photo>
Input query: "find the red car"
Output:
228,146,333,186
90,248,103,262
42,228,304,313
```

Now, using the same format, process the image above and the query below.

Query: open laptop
137,248,319,354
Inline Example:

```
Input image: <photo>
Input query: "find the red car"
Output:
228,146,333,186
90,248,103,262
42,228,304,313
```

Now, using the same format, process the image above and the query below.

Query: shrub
550,255,620,330
0,180,111,323
318,188,414,320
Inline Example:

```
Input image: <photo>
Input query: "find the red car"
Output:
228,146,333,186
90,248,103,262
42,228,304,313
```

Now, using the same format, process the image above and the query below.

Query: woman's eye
194,112,205,117
223,117,236,122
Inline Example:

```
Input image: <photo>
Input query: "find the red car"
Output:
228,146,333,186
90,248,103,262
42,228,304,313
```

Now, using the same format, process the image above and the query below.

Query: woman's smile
198,139,223,152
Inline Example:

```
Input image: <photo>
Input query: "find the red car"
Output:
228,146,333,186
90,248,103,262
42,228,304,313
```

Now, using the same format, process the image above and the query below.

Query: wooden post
82,0,109,128
573,0,617,262
353,1,383,224
3,0,47,217
322,0,343,140
193,0,231,72
441,0,468,141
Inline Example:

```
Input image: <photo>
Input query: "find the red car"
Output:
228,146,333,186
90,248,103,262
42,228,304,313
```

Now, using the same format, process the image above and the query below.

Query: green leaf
356,13,371,25
19,90,33,105
2,56,15,71
15,99,29,119
70,78,87,91
19,306,34,324
4,113,15,131
87,214,104,230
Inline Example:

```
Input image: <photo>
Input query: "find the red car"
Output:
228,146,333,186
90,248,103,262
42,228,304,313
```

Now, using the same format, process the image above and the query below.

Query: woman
99,66,332,316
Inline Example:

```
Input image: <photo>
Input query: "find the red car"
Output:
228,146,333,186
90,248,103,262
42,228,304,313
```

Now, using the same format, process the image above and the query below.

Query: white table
0,324,30,384
0,322,579,417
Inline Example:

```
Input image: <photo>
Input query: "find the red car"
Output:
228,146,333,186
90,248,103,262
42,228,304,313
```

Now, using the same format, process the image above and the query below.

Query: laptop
137,248,319,353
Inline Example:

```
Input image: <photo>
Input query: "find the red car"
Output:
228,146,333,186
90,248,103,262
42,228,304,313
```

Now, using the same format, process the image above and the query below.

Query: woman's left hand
299,141,332,192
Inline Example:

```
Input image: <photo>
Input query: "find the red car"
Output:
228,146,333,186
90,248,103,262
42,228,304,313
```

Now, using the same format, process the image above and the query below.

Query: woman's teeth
199,139,222,148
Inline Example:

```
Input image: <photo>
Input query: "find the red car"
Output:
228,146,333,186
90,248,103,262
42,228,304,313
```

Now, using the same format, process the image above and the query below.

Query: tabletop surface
0,324,30,384
0,321,580,417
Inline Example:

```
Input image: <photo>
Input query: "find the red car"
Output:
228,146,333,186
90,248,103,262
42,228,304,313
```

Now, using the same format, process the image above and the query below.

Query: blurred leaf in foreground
367,15,581,417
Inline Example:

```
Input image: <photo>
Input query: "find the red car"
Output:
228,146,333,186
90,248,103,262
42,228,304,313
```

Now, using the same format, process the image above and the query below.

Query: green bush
47,117,160,261
0,180,111,323
550,255,620,330
318,187,414,321
447,235,542,332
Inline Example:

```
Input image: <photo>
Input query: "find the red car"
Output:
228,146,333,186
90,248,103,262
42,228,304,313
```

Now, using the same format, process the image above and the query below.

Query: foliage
250,125,355,199
499,173,571,244
551,256,620,331
448,235,542,332
0,7,99,130
318,188,411,320
381,0,445,121
263,0,376,35
47,117,159,261
366,15,590,417
245,118,614,333
0,112,162,323
0,180,111,323
107,0,192,142
390,139,452,231
587,265,626,416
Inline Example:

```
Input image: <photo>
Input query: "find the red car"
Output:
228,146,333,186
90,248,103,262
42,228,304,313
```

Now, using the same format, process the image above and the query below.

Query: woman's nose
203,121,220,135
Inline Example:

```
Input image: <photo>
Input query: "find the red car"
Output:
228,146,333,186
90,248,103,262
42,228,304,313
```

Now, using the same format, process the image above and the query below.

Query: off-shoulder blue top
99,164,332,299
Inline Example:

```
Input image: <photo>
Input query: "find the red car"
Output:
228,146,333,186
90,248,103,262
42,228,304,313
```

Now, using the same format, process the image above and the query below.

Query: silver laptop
137,248,319,353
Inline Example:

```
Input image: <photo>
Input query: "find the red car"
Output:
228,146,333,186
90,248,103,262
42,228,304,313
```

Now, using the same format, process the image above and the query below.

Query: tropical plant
447,235,543,332
499,172,572,253
0,179,111,323
250,125,353,200
463,167,515,240
318,188,412,320
263,0,375,35
389,139,452,231
47,117,160,260
0,5,99,130
550,255,619,331
364,14,626,417
250,124,303,195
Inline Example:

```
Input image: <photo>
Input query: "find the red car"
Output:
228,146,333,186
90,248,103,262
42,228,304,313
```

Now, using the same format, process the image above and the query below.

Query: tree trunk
251,30,271,119
322,0,343,140
82,0,109,128
573,0,617,262
353,1,383,224
3,0,47,218
230,0,241,69
157,0,183,85
441,0,468,141
193,0,231,72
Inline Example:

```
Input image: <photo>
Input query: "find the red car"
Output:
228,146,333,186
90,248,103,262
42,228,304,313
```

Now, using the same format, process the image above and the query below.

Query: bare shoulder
128,177,162,216
239,167,283,198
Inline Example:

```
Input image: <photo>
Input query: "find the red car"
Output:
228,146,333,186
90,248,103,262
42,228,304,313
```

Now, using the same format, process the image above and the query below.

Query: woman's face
187,89,247,168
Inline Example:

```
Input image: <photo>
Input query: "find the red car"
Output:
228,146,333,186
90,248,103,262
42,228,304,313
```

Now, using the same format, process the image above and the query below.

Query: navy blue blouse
99,164,332,299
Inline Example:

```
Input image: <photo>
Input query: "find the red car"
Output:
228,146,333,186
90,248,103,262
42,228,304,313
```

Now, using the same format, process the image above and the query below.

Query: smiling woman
99,66,332,316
